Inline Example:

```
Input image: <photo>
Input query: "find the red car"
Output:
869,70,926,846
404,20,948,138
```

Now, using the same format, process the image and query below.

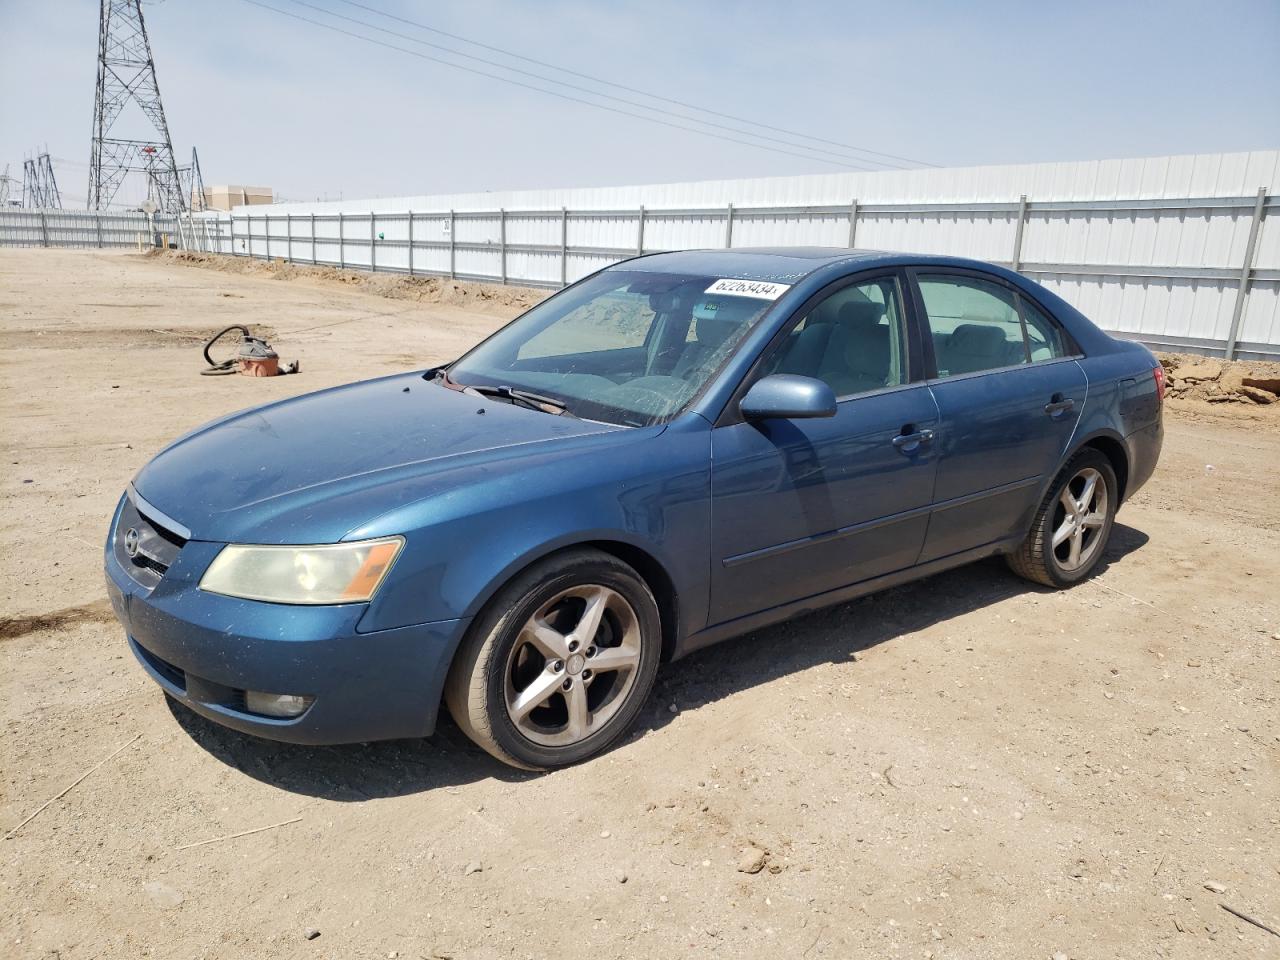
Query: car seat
820,301,893,395
671,298,756,380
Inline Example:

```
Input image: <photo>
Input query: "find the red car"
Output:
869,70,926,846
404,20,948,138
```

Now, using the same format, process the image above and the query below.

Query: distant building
204,185,273,211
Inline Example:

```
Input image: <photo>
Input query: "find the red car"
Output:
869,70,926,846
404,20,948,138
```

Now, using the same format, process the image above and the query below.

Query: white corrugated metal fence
4,150,1277,359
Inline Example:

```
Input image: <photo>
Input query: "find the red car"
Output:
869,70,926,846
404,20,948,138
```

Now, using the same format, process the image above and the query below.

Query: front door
911,270,1087,562
708,273,939,625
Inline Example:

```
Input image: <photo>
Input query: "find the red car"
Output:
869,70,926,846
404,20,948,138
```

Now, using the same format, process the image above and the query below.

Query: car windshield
445,270,777,426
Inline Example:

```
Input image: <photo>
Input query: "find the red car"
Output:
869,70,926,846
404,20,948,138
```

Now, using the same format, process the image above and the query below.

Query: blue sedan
105,248,1164,768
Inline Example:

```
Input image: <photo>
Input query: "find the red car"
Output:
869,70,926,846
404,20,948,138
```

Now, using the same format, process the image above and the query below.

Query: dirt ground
2,248,1278,960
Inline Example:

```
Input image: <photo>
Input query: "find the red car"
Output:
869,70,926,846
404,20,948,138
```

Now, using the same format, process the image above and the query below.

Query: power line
282,0,911,170
238,0,892,171
333,0,937,168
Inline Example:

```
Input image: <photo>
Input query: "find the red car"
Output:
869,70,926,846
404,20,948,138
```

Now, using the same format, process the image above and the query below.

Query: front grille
114,494,187,589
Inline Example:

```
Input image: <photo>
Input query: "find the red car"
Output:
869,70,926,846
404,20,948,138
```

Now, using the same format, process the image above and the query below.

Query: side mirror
740,374,837,421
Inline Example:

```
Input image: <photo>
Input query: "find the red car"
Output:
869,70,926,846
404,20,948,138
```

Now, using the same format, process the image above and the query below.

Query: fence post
560,207,568,287
724,202,734,248
96,213,103,249
1011,194,1029,271
285,213,292,263
1223,187,1268,361
636,205,646,255
847,199,859,247
499,208,507,285
265,214,271,260
407,210,414,277
449,209,456,279
370,211,377,273
338,212,345,269
40,209,48,248
310,213,316,265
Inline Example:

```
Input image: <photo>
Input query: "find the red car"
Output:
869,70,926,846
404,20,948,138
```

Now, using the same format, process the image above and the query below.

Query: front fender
352,414,713,636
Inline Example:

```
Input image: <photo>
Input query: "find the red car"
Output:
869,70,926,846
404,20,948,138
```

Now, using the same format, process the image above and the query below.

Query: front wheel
1007,449,1118,588
444,549,662,770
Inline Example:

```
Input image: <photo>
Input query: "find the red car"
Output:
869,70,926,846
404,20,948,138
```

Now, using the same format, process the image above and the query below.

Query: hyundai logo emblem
123,527,141,558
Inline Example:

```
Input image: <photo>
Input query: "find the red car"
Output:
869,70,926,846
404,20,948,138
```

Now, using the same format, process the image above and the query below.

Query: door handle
892,428,935,450
1044,394,1075,416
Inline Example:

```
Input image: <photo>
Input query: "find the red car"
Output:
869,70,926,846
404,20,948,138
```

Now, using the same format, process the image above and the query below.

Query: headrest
837,300,885,329
949,323,1008,350
692,314,737,348
691,297,759,346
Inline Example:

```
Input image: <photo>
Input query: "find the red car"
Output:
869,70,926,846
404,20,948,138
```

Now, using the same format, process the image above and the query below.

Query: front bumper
105,527,470,745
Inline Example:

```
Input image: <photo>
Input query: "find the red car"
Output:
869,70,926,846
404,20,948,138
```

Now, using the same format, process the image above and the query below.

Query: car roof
615,247,1000,284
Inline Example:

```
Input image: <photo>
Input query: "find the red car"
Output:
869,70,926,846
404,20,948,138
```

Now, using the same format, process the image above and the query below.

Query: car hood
132,373,631,544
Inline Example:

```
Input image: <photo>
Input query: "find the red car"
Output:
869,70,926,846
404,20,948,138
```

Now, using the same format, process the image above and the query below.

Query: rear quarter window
1020,297,1069,361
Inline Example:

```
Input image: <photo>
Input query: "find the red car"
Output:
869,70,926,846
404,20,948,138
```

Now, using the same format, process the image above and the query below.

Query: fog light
245,690,314,718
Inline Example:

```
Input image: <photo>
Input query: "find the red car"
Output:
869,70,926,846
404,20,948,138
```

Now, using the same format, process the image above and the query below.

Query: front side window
759,276,907,397
918,275,1028,377
448,270,776,426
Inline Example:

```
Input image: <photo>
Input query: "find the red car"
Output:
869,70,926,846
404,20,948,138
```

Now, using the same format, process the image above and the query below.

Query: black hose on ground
200,330,250,378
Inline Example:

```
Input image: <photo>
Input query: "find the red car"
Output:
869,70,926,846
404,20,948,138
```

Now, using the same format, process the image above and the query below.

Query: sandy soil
1,249,1277,959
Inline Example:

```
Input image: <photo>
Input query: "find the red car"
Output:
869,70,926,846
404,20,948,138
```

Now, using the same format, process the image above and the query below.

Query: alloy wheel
503,584,643,747
1051,466,1109,572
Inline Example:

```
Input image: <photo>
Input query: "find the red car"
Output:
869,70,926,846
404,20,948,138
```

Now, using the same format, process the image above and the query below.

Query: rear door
910,269,1087,563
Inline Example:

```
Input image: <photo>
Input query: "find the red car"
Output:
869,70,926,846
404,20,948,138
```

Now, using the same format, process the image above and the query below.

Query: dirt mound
151,249,547,312
1157,352,1280,405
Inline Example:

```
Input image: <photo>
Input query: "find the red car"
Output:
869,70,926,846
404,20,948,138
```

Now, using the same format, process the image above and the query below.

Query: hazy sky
2,0,1277,206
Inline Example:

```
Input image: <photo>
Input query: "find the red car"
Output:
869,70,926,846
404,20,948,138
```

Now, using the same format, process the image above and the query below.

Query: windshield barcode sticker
705,278,791,300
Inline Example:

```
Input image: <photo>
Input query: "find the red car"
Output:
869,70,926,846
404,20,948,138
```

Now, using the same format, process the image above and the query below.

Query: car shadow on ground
171,523,1149,799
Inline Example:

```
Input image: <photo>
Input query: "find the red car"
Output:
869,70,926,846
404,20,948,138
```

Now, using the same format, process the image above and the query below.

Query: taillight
1153,364,1166,401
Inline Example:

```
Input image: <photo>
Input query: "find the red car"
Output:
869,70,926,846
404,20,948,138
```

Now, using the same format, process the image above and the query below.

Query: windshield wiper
464,383,579,418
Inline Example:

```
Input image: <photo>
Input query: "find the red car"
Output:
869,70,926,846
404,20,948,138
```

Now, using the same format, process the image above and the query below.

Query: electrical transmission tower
177,146,207,212
89,0,184,212
0,165,19,206
22,152,63,209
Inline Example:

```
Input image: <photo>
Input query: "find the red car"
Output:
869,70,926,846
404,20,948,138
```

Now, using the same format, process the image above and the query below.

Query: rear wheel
444,549,662,770
1007,449,1117,588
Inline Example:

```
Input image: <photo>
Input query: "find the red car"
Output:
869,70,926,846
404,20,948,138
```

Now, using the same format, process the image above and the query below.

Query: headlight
199,537,404,605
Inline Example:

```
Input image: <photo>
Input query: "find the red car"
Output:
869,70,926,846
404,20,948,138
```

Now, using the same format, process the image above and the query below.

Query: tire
1007,448,1118,589
443,548,662,770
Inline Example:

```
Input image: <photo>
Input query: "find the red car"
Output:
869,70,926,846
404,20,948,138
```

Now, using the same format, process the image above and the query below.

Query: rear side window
917,275,1026,377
